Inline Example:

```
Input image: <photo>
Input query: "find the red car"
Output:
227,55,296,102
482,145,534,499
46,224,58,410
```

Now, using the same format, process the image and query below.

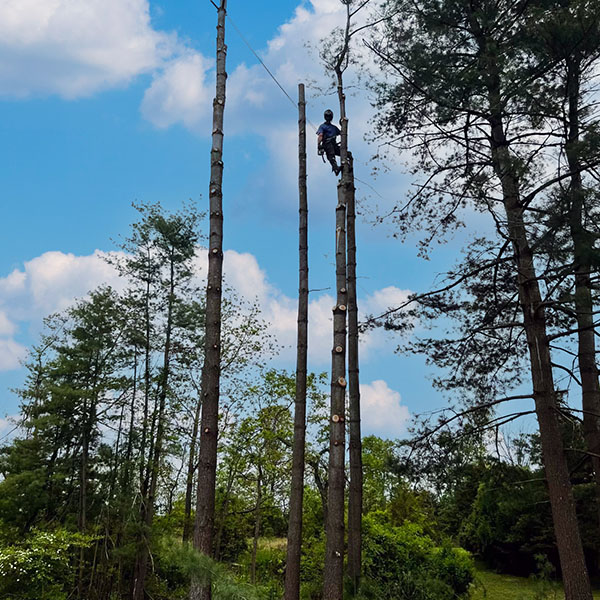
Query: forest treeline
2,0,600,598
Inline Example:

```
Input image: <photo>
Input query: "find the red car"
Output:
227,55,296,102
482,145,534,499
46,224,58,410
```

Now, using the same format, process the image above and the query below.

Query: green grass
470,564,600,599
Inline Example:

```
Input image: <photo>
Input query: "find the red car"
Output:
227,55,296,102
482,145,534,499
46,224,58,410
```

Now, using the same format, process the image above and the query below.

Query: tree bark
284,82,309,600
323,170,347,600
191,3,228,599
323,8,354,597
346,152,362,592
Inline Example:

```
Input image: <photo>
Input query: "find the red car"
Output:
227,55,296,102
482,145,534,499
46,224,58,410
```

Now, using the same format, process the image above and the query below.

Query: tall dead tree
346,147,362,591
324,6,351,599
191,2,227,599
284,83,309,600
323,177,348,600
340,1,367,591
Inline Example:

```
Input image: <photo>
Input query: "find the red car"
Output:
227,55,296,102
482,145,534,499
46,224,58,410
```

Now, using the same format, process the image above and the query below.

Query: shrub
156,539,261,600
0,528,95,600
361,515,474,599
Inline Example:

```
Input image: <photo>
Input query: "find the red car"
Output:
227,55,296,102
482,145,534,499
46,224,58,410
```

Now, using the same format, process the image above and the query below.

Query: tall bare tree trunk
284,82,309,600
323,83,348,598
346,152,362,592
564,53,600,531
191,2,227,599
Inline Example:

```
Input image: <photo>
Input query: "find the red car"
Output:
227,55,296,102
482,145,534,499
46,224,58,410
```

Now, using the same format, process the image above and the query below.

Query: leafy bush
300,534,326,600
361,515,474,599
0,528,95,600
156,539,261,600
252,543,286,583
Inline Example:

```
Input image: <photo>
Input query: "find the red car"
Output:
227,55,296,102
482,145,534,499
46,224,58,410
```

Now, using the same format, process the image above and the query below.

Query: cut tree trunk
346,155,362,591
284,82,309,600
191,2,228,599
323,156,348,600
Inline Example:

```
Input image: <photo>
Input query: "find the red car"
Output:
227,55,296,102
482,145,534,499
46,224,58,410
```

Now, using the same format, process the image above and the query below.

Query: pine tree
369,0,595,595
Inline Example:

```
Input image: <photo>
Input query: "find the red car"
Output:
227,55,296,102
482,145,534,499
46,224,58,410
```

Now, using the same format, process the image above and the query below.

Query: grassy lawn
471,564,600,599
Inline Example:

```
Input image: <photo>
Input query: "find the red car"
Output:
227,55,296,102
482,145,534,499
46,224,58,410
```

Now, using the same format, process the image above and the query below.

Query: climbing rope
207,0,389,202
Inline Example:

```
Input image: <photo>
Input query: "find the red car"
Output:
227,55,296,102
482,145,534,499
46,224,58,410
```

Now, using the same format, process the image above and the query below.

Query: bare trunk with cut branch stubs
346,153,362,591
323,4,365,595
284,83,309,600
336,13,363,586
323,186,347,600
323,66,351,594
191,2,227,600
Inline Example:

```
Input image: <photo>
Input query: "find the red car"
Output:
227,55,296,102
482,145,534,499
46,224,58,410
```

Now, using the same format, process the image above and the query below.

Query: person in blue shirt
317,109,342,176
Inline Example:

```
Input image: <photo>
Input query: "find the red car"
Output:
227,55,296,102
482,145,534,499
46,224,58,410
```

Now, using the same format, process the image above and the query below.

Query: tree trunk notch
191,2,228,600
284,83,309,600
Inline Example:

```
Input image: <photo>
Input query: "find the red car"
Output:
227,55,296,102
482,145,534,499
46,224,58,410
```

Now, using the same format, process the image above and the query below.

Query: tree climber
317,109,342,176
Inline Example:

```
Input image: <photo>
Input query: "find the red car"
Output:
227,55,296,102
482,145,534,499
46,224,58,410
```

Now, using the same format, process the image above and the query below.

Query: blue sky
0,0,500,440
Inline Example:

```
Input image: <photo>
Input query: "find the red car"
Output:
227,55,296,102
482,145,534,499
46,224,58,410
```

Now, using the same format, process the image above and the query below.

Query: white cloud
363,286,412,316
0,247,411,373
0,311,17,337
255,283,413,367
360,379,410,437
0,339,27,371
0,250,124,372
359,286,413,360
139,0,376,135
141,52,214,130
1,250,124,320
223,250,271,305
0,0,177,98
